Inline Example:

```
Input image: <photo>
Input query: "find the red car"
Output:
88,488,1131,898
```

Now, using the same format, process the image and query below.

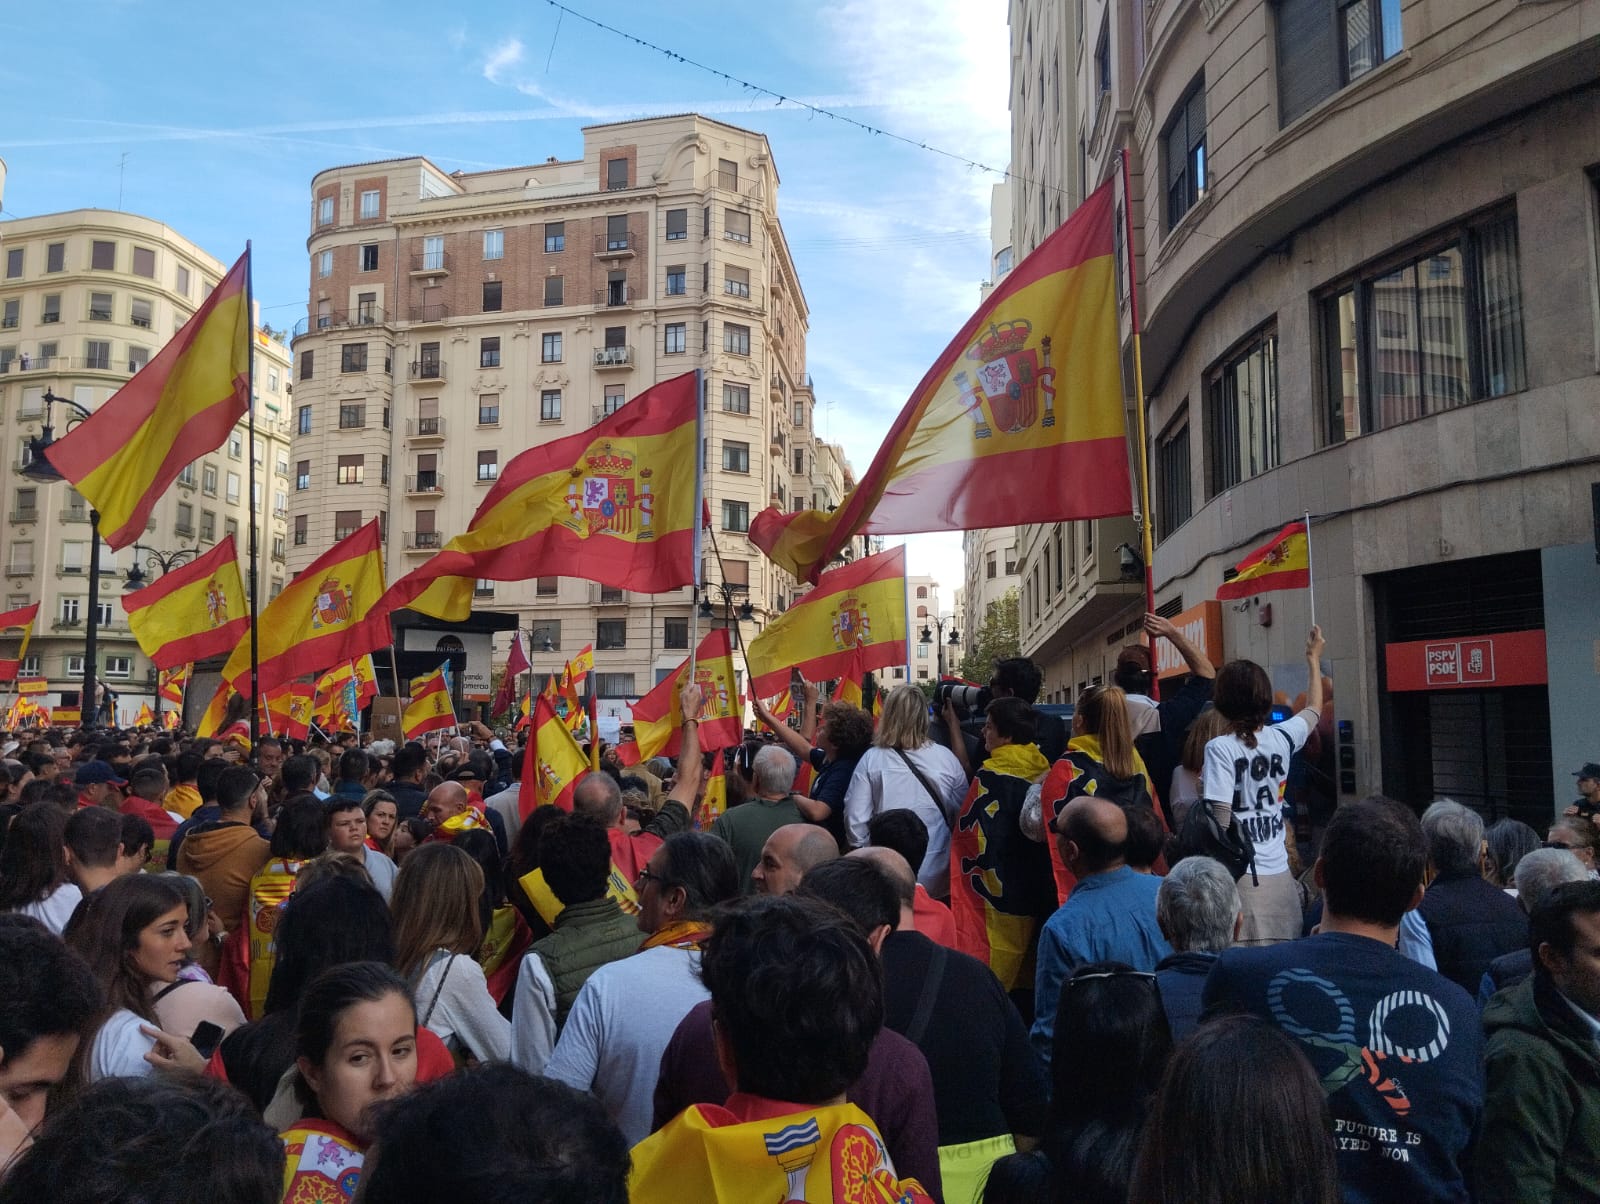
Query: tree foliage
956,587,1020,681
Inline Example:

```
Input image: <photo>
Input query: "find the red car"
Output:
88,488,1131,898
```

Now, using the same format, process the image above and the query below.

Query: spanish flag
0,603,40,683
376,372,702,623
836,651,865,709
218,520,388,695
42,250,252,549
697,756,728,829
521,692,587,819
514,693,532,733
752,181,1128,583
134,702,156,729
17,678,48,696
560,644,595,690
261,682,313,741
618,627,743,765
1215,521,1311,599
158,664,189,708
122,536,249,670
745,545,907,699
403,666,455,739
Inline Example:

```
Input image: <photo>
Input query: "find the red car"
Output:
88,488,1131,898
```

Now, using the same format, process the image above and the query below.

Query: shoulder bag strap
421,953,457,1029
903,944,949,1045
893,748,952,830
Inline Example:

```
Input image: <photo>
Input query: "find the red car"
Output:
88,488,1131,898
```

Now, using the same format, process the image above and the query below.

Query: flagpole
1303,511,1317,630
244,242,261,749
386,642,403,742
1120,150,1160,701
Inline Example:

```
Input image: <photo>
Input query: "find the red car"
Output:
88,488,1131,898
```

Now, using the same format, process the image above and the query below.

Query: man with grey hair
709,744,807,892
1478,846,1591,1005
1418,798,1528,994
1154,856,1242,1039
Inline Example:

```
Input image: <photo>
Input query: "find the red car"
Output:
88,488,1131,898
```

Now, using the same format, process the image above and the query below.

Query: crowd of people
0,627,1596,1202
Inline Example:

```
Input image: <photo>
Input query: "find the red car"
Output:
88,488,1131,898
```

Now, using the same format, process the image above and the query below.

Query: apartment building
1012,0,1600,825
0,207,294,720
908,574,951,682
289,115,849,710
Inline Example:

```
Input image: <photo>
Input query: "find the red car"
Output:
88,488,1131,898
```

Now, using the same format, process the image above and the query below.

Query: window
178,463,196,487
793,448,805,475
663,617,689,649
722,500,750,532
483,229,503,260
202,463,218,495
339,403,366,429
475,280,501,313
1164,78,1207,229
18,654,38,677
341,343,367,373
199,509,217,541
359,189,380,220
88,291,113,321
1095,23,1111,96
606,215,630,252
60,596,84,627
479,337,500,368
666,264,686,295
544,222,565,252
45,243,65,273
723,383,750,414
725,265,750,297
665,209,687,241
106,652,132,680
222,470,240,503
1320,211,1524,444
299,349,314,381
295,460,310,491
916,586,928,599
724,210,751,243
536,576,558,597
40,294,60,323
722,441,750,473
477,450,498,481
3,248,20,279
1156,411,1193,538
540,389,562,421
1,298,16,329
703,263,711,293
702,320,710,352
128,346,149,373
664,323,686,354
596,620,627,650
723,323,750,355
293,514,308,545
986,550,998,579
541,332,562,363
91,240,115,271
544,275,563,307
318,196,335,226
337,455,363,485
605,158,628,190
129,297,153,329
334,510,360,540
595,672,635,697
85,340,110,370
272,536,286,561
1277,0,1402,126
359,244,379,272
1205,327,1279,498
603,384,625,415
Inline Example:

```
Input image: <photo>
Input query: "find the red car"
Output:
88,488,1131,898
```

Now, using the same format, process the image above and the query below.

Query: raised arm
753,692,814,763
796,679,820,745
666,681,706,812
1299,625,1325,719
1143,612,1214,680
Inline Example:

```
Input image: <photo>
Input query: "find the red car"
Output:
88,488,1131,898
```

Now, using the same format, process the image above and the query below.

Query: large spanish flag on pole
43,250,252,550
752,181,1128,583
217,520,388,695
0,603,40,684
1215,521,1312,599
617,627,743,765
744,545,907,699
122,536,249,669
402,665,456,740
522,692,588,819
376,372,703,623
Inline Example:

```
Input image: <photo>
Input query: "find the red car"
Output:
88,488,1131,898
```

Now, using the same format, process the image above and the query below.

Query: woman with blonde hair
1030,684,1159,903
843,684,968,898
389,842,510,1064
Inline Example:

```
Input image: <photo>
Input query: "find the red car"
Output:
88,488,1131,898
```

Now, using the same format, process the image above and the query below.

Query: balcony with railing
405,473,445,496
770,427,786,454
291,307,389,339
59,508,89,524
592,345,634,369
410,251,451,276
407,359,446,382
406,416,447,440
595,284,632,308
408,303,449,325
590,403,627,424
593,230,636,258
403,530,444,551
9,508,37,523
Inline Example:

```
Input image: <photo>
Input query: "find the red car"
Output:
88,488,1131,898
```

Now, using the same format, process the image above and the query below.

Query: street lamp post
919,614,962,678
122,545,200,726
22,390,102,729
527,625,555,700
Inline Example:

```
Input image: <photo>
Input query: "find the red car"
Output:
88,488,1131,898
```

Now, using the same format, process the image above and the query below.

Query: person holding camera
937,657,1069,775
1113,613,1216,826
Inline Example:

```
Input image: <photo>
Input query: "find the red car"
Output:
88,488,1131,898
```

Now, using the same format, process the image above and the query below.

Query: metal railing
592,346,633,367
408,304,448,324
9,509,37,523
593,231,635,255
59,509,89,523
404,531,443,550
595,286,631,307
411,251,450,273
407,360,446,380
405,474,445,494
406,416,446,437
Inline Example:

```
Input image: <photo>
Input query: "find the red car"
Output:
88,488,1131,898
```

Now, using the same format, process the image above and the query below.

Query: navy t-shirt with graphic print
1202,931,1482,1204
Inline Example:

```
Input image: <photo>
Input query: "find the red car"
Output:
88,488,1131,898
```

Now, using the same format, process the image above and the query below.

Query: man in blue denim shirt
1030,796,1171,1064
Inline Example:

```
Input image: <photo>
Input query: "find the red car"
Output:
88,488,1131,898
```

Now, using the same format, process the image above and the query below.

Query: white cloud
481,37,525,85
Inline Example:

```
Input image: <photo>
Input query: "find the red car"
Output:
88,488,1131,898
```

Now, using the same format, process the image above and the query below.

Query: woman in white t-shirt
0,802,83,936
844,684,969,899
64,874,210,1081
1201,625,1324,945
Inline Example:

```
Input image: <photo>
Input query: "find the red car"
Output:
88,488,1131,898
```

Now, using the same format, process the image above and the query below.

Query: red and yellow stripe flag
521,692,588,820
158,664,189,707
745,545,907,700
43,250,252,549
0,602,40,683
618,627,743,765
261,682,313,741
375,372,702,623
836,650,866,709
752,181,1128,582
122,536,248,670
17,678,48,696
560,644,595,691
133,702,156,728
403,666,455,740
218,520,388,695
1215,521,1311,599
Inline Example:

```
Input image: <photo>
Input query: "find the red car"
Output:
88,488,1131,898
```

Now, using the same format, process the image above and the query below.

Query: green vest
530,895,643,1024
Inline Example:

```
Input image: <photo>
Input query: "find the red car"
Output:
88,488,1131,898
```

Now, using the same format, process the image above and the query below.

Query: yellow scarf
983,741,1050,782
639,919,712,951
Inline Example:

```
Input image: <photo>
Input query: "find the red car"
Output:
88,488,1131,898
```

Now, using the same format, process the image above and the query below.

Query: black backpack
1172,800,1258,884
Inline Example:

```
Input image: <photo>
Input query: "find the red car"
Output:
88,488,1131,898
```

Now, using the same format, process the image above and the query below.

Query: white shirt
544,945,709,1147
484,783,523,847
510,951,559,1075
18,882,82,936
1200,713,1312,877
87,1009,155,1082
412,950,511,1064
843,743,968,896
356,846,398,901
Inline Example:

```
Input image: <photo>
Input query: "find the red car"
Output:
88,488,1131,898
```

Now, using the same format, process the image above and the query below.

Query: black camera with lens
933,678,991,713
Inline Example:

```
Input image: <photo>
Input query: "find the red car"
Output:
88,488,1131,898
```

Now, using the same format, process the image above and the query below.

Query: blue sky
0,0,1011,600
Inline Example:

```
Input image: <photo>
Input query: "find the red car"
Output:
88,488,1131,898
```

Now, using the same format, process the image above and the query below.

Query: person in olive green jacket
1478,879,1600,1203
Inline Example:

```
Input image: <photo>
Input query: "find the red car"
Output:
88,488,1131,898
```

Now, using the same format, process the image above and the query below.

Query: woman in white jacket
844,685,968,899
